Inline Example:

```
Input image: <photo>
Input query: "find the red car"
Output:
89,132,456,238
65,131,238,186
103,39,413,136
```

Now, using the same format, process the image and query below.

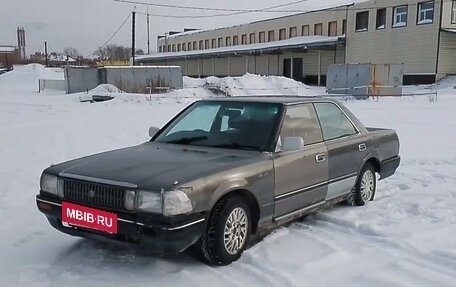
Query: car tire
197,194,251,265
347,163,377,206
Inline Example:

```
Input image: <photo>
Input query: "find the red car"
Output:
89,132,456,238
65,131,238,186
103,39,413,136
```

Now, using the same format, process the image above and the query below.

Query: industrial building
136,0,456,85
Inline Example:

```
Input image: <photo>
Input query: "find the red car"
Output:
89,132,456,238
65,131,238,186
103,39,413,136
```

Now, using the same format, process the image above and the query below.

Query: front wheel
197,194,251,265
347,163,377,206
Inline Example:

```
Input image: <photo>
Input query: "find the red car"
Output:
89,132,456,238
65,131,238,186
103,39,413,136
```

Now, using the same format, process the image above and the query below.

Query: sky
0,0,353,57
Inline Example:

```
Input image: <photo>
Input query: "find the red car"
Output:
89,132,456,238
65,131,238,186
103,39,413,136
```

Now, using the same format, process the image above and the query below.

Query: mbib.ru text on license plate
62,202,117,234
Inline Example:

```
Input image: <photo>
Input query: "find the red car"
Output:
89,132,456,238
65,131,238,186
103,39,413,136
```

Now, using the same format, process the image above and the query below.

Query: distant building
137,0,456,85
0,46,18,68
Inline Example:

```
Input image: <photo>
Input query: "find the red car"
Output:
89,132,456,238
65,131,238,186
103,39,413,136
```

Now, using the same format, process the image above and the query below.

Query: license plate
61,202,117,234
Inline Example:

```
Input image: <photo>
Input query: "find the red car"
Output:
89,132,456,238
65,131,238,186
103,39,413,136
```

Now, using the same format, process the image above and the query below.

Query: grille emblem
88,190,95,198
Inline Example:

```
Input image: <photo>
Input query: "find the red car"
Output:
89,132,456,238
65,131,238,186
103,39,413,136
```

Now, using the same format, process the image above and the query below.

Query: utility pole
44,41,48,67
147,5,150,55
131,10,136,66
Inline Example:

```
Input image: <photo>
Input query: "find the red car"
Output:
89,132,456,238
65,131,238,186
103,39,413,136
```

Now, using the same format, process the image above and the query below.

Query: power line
111,0,311,13
87,12,131,57
133,0,314,19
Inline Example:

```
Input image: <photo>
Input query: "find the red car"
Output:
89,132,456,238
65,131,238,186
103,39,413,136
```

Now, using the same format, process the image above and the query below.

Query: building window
172,44,176,52
182,43,187,51
193,41,197,50
328,21,337,36
268,30,275,42
376,8,387,29
314,23,323,35
249,33,256,44
218,37,223,47
279,28,287,40
417,1,434,24
198,40,203,50
342,19,347,34
241,34,247,44
177,43,181,52
302,25,310,36
233,35,239,45
226,36,232,46
204,40,210,49
355,11,369,31
289,27,297,38
393,5,408,27
453,1,456,23
159,46,162,53
211,38,216,48
168,45,171,52
188,42,192,51
259,31,266,43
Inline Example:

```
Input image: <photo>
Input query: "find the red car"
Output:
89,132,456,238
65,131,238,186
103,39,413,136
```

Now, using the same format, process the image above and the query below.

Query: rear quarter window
314,102,358,141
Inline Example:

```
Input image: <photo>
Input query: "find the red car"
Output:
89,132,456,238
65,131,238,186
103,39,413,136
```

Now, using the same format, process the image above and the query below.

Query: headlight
136,190,163,213
135,189,193,216
40,173,59,195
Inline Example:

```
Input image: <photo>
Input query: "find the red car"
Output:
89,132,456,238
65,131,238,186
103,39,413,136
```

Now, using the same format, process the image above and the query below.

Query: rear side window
314,103,358,141
281,104,323,146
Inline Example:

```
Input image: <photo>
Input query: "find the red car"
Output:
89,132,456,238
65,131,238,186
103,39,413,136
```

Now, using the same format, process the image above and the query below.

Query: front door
273,104,328,219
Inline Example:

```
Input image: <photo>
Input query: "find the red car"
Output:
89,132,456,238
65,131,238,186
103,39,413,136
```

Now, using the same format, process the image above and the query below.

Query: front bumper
36,195,206,254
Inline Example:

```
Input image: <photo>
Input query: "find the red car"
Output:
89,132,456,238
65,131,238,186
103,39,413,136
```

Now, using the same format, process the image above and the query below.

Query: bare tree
63,47,81,59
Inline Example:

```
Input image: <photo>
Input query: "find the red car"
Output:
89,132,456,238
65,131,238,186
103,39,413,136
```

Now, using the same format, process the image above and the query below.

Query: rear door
314,102,368,201
273,104,328,219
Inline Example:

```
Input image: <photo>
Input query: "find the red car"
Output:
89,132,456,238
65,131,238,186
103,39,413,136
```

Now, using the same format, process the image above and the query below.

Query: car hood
47,142,265,190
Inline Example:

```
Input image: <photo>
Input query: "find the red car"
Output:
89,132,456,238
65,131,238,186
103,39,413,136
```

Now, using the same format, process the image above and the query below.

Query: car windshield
155,101,281,151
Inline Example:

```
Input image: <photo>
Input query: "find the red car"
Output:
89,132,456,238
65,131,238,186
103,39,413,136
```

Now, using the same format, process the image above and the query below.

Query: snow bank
184,73,324,97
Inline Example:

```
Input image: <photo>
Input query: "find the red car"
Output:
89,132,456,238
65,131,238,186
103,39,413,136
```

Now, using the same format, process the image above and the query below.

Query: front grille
62,179,125,210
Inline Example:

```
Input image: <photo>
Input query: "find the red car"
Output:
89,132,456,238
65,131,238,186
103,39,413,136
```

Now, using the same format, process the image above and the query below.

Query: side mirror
149,126,160,138
282,137,305,151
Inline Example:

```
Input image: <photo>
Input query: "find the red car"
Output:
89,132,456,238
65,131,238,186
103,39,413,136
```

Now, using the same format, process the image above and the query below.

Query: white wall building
136,0,456,85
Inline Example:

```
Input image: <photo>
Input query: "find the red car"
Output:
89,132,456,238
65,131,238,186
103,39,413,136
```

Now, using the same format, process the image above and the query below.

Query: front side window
393,5,408,27
156,102,281,151
280,104,323,146
417,1,434,24
376,8,386,29
356,11,369,31
314,103,358,141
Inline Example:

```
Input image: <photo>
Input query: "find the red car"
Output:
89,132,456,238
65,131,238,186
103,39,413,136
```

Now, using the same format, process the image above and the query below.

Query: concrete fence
38,79,66,92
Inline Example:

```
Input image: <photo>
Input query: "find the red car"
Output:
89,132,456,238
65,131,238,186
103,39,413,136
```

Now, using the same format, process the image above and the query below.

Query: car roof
198,96,337,105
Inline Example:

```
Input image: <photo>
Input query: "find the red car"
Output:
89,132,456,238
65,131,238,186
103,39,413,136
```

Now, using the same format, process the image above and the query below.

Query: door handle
315,153,325,163
359,143,367,152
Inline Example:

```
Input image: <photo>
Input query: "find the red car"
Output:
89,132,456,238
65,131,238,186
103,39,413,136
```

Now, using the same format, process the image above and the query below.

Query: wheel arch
210,188,261,234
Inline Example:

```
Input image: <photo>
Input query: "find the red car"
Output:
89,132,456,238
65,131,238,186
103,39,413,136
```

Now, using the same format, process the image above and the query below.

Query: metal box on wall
326,64,403,97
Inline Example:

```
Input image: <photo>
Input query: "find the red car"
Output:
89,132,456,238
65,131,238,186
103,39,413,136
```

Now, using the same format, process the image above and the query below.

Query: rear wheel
347,163,377,206
197,194,251,265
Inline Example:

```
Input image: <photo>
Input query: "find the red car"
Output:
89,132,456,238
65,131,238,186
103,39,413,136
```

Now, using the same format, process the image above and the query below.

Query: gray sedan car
36,97,400,265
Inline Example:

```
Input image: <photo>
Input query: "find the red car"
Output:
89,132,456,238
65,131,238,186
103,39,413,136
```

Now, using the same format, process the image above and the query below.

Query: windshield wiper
166,136,208,145
214,142,261,151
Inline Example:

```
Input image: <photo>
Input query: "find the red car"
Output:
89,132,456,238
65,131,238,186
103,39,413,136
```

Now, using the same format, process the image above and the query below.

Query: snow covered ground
0,65,455,286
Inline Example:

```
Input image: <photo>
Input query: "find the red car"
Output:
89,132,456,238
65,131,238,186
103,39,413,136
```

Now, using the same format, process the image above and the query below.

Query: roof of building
0,46,16,53
137,35,345,62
